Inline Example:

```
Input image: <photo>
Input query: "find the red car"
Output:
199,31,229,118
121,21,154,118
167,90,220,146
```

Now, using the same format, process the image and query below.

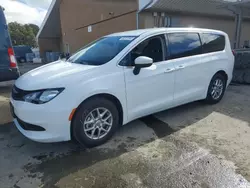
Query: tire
19,58,26,64
72,97,120,148
205,73,227,104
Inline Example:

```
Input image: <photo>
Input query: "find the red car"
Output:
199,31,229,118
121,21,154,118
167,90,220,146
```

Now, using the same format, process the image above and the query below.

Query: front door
123,34,175,121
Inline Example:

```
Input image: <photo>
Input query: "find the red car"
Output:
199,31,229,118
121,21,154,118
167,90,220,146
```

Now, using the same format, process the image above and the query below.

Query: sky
0,0,52,26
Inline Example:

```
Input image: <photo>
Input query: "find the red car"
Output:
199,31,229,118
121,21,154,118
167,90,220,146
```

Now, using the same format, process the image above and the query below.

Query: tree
27,24,39,36
8,22,39,47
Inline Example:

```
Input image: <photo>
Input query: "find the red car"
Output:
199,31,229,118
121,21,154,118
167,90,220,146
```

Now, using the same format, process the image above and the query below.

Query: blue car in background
0,6,19,82
13,45,33,63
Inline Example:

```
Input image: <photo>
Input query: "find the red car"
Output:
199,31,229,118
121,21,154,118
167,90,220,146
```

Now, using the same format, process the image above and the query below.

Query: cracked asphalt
1,71,250,187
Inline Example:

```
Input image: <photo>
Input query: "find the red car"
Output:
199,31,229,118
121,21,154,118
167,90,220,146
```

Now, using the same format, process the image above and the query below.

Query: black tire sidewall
20,58,25,63
72,97,119,148
206,74,226,104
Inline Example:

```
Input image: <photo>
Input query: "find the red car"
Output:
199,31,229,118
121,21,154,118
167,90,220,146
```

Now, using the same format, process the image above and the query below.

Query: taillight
232,50,236,56
8,48,17,68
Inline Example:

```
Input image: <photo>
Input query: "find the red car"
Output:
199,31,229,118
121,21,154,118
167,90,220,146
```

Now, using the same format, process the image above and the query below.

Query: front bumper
10,97,72,143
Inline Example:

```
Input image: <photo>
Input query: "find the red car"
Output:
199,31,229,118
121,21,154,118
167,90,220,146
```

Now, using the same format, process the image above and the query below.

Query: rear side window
201,33,225,53
167,33,202,60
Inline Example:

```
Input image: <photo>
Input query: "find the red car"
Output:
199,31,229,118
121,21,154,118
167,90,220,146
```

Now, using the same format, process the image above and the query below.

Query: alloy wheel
81,107,113,140
211,78,224,100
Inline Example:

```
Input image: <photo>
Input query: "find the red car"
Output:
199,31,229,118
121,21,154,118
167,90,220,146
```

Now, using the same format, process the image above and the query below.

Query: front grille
16,117,46,132
12,85,29,101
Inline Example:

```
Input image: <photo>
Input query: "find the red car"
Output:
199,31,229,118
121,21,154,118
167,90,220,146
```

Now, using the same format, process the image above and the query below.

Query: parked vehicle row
10,28,234,147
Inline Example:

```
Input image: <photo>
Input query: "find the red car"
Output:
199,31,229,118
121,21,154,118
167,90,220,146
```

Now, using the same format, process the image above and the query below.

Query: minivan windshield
68,36,136,66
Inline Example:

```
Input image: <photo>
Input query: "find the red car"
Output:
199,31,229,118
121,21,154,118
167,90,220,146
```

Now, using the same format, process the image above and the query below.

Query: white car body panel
124,61,175,121
10,28,234,143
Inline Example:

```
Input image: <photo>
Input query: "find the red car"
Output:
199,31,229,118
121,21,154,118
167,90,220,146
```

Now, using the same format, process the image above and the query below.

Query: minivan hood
15,61,97,90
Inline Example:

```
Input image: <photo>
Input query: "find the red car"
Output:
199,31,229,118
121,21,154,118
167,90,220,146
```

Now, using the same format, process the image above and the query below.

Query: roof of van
108,28,226,37
14,45,32,48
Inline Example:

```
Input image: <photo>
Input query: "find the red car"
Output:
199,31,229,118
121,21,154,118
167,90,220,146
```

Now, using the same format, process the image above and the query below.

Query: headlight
23,88,64,104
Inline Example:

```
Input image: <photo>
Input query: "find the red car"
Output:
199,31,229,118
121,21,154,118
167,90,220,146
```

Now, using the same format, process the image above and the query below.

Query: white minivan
10,28,234,147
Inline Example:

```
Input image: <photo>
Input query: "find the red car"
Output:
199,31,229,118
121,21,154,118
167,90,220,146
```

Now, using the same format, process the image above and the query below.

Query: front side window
201,33,225,53
68,36,136,66
121,35,165,66
168,33,202,60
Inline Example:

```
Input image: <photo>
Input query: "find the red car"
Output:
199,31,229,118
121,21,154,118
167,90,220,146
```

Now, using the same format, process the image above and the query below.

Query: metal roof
147,0,237,17
220,0,250,16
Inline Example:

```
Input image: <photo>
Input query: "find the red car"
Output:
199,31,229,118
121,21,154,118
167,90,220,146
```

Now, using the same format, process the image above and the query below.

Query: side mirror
133,56,153,75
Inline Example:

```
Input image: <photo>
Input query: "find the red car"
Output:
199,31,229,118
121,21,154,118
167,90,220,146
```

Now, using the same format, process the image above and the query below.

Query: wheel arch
204,70,228,104
215,70,228,82
70,93,124,140
204,70,229,99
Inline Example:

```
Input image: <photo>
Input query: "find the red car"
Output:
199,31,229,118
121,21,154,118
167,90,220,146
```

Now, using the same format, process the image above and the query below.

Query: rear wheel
72,97,119,148
205,73,227,104
19,58,26,63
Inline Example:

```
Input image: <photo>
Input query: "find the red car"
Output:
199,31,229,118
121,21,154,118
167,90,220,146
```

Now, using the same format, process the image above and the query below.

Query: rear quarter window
201,33,225,53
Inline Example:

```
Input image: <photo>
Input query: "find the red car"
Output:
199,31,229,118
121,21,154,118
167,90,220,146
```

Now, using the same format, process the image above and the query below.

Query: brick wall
60,0,138,53
38,38,61,59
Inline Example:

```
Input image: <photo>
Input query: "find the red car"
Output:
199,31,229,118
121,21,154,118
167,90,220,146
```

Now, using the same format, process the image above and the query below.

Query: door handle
164,68,175,73
177,65,185,70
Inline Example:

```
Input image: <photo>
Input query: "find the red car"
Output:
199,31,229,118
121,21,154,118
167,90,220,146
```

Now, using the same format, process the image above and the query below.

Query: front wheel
205,74,227,104
72,97,120,148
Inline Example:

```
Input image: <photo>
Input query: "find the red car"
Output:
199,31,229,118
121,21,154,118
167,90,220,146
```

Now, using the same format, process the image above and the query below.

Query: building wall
241,20,250,47
140,12,250,47
38,38,61,59
59,0,138,53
